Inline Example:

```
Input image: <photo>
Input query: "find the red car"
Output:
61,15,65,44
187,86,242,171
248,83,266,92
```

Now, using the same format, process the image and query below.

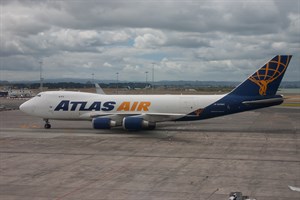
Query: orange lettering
137,102,151,111
130,102,138,111
117,102,130,111
117,101,151,111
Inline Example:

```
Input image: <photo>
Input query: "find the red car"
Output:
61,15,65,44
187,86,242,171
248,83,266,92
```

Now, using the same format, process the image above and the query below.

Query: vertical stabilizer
230,55,292,97
95,83,106,95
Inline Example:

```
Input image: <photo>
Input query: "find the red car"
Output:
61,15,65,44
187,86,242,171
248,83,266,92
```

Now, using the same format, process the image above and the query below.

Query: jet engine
122,117,156,130
92,118,116,129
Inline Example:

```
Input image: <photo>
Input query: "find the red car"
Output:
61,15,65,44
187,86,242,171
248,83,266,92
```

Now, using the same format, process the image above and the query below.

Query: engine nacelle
122,117,156,130
92,118,116,129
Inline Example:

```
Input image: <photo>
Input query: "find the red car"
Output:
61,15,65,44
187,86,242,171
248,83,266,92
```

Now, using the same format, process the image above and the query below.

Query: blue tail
230,55,292,97
178,55,292,121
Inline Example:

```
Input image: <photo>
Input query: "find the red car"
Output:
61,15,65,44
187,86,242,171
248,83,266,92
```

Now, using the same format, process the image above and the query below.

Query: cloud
134,31,166,48
0,0,299,82
103,62,112,68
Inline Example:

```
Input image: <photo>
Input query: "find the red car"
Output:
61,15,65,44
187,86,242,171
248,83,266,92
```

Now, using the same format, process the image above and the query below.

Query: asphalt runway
0,107,299,200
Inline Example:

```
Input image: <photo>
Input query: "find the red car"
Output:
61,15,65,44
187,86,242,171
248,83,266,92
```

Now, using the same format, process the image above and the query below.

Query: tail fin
230,55,292,96
95,83,106,95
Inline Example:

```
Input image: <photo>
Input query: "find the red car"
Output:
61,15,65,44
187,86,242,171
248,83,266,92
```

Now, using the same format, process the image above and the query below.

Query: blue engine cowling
92,118,116,129
122,117,156,130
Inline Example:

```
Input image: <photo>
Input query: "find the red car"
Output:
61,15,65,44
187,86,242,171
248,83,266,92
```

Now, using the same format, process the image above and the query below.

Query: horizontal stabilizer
242,97,283,105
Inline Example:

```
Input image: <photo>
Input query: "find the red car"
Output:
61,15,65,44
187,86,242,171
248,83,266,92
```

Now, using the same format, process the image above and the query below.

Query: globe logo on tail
248,56,290,96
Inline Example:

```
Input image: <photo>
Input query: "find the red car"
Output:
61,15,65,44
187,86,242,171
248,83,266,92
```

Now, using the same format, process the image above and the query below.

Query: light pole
145,71,149,94
91,73,94,84
116,72,119,94
145,71,148,84
39,61,43,92
151,62,155,92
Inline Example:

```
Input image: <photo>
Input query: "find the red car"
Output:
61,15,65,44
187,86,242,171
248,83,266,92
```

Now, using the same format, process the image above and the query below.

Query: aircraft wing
80,112,186,122
134,113,186,122
288,185,300,192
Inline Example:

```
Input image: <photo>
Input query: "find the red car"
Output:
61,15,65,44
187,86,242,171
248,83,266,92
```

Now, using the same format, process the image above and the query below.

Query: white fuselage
20,91,225,122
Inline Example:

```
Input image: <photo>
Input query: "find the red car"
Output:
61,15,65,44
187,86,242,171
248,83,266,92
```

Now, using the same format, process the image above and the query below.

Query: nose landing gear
44,119,51,129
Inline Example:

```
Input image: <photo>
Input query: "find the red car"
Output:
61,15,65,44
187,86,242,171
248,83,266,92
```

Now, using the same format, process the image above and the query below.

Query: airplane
127,84,151,90
20,55,292,130
288,185,300,192
8,88,34,98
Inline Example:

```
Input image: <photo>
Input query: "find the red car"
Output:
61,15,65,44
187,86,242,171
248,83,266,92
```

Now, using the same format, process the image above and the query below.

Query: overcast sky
1,0,299,82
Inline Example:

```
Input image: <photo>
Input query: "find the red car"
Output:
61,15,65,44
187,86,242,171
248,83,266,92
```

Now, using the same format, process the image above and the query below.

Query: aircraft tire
44,124,51,129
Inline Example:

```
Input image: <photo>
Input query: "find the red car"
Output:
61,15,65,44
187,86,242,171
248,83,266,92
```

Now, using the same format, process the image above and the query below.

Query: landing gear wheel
44,123,51,129
43,119,51,129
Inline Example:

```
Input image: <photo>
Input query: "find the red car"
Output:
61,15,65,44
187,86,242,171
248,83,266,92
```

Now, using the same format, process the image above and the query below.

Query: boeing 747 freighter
20,55,292,130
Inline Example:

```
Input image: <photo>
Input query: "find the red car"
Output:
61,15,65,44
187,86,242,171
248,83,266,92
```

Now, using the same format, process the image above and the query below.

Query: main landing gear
44,119,51,129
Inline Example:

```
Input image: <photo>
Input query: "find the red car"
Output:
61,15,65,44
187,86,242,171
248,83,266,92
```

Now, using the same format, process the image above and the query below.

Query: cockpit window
36,94,41,97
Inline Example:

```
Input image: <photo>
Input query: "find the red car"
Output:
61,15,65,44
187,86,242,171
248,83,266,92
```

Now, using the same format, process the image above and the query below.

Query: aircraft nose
19,100,35,114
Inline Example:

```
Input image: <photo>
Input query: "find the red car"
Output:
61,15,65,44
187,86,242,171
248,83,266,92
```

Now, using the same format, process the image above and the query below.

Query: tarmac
0,106,299,200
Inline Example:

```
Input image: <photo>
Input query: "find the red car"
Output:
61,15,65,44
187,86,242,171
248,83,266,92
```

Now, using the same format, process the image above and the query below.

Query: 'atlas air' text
54,100,151,112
